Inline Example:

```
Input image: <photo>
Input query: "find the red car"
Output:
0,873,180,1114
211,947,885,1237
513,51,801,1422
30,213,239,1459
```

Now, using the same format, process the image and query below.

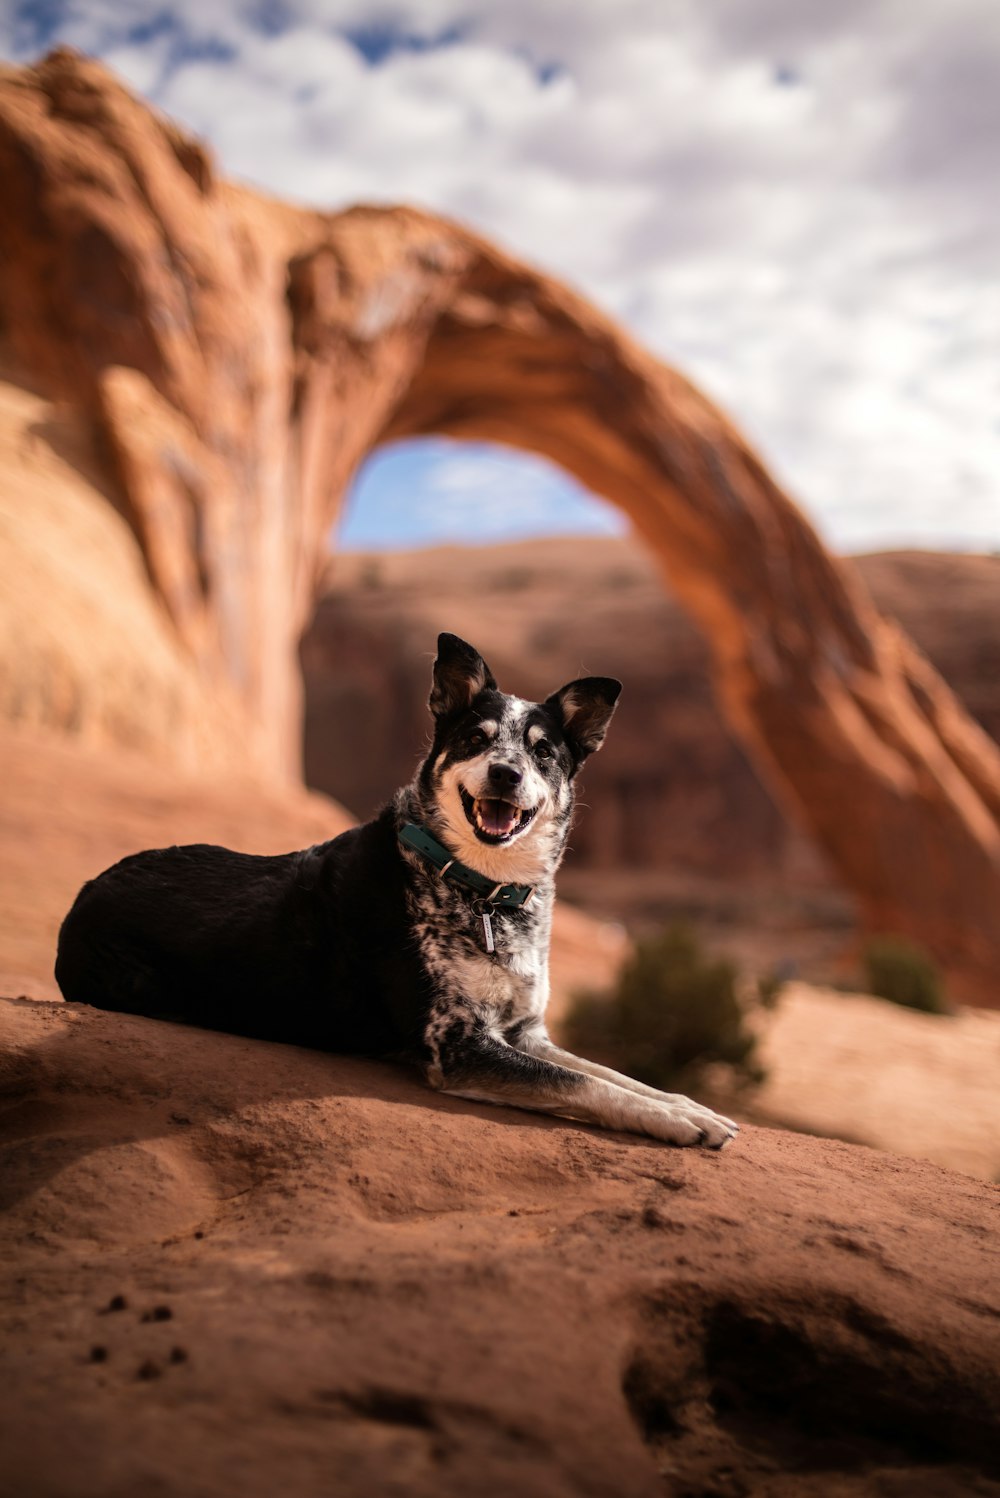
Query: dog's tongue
476,797,519,837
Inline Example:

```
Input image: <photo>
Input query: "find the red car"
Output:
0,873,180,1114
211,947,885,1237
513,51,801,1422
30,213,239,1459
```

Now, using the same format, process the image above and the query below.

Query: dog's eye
469,730,486,748
534,741,553,761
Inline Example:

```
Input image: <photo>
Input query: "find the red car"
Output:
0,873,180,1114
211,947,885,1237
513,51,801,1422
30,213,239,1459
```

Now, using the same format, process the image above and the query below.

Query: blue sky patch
343,21,469,67
335,439,627,552
12,0,67,53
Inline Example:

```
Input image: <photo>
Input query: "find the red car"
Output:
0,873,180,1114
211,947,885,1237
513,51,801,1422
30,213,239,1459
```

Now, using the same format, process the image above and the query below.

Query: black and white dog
56,634,737,1149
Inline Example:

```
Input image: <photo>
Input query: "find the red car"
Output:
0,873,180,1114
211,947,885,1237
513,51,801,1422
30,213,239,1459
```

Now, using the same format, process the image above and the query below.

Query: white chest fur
439,940,548,1035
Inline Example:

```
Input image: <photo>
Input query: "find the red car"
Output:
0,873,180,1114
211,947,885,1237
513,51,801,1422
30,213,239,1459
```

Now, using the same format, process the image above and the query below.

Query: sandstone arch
1,50,998,1000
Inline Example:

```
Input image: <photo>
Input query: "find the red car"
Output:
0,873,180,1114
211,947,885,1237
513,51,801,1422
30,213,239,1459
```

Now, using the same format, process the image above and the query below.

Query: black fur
56,812,432,1056
55,636,617,1079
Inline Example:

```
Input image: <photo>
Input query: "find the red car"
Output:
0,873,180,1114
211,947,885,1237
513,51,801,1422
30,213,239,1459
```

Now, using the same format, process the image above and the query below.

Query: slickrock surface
2,994,999,1498
748,983,1000,1183
1,50,998,997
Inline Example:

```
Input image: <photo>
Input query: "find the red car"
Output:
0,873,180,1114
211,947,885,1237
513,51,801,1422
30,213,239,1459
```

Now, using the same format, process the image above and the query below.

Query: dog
56,633,737,1149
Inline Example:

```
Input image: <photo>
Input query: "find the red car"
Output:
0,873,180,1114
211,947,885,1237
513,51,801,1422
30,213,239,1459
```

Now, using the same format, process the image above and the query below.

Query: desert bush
755,967,788,1010
564,922,766,1092
863,937,950,1014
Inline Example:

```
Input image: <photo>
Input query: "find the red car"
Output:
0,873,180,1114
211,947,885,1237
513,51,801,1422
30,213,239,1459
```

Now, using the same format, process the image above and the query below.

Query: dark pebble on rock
141,1305,173,1322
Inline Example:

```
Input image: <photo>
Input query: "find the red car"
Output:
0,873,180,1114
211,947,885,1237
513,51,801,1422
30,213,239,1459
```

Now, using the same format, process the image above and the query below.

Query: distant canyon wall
303,541,1000,891
2,50,999,998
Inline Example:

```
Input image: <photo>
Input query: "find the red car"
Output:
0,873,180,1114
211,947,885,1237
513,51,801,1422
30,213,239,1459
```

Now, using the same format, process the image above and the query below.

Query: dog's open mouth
460,786,538,844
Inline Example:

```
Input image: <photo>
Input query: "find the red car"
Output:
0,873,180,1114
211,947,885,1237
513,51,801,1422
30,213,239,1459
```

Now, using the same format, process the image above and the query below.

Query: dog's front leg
428,1017,734,1148
516,1025,738,1139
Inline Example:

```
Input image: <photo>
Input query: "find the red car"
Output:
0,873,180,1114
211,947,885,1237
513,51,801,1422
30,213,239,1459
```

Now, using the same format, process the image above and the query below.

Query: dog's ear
546,677,622,762
430,633,498,719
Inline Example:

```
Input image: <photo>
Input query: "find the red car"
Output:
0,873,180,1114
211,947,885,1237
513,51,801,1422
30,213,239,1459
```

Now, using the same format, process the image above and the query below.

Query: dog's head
416,632,621,883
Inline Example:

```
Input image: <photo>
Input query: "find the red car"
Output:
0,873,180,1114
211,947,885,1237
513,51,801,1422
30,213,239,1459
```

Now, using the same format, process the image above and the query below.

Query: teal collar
398,823,536,909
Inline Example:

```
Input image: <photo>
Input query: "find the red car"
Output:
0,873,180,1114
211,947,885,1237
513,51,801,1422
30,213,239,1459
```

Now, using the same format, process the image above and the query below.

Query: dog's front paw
649,1097,739,1150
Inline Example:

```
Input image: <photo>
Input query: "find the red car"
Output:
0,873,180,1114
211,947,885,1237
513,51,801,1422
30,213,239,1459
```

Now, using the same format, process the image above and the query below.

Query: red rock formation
1,50,998,999
3,991,1000,1497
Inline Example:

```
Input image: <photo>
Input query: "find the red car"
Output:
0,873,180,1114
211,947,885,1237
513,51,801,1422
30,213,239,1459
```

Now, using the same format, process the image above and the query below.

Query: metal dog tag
481,908,495,954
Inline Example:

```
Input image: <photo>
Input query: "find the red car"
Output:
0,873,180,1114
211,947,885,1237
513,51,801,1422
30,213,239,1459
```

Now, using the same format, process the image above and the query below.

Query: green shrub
563,922,765,1092
756,968,787,1010
863,937,950,1014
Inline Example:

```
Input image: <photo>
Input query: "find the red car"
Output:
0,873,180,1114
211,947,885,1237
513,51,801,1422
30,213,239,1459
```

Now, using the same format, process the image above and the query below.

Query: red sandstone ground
2,992,999,1498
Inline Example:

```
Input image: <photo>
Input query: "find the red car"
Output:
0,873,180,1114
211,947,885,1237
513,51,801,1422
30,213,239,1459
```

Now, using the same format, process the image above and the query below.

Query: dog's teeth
467,794,533,841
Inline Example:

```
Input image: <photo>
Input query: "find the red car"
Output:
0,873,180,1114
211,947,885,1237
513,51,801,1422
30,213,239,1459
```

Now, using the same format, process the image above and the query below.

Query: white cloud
2,0,997,552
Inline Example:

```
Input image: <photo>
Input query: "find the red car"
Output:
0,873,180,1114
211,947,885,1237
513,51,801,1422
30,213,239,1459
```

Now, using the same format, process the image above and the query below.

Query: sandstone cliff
0,359,257,773
1,50,999,998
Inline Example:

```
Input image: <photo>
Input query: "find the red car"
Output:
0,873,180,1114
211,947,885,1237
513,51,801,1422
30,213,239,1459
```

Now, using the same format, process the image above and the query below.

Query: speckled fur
55,634,738,1150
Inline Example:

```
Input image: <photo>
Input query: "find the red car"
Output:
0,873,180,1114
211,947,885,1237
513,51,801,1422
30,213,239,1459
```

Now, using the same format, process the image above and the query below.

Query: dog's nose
488,762,523,793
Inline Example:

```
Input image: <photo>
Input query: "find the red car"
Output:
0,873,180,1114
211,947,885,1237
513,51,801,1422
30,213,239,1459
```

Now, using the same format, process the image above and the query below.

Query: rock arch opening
331,435,625,553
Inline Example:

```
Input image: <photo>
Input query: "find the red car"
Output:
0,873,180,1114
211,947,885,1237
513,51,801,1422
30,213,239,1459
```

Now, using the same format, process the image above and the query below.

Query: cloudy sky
4,0,999,554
